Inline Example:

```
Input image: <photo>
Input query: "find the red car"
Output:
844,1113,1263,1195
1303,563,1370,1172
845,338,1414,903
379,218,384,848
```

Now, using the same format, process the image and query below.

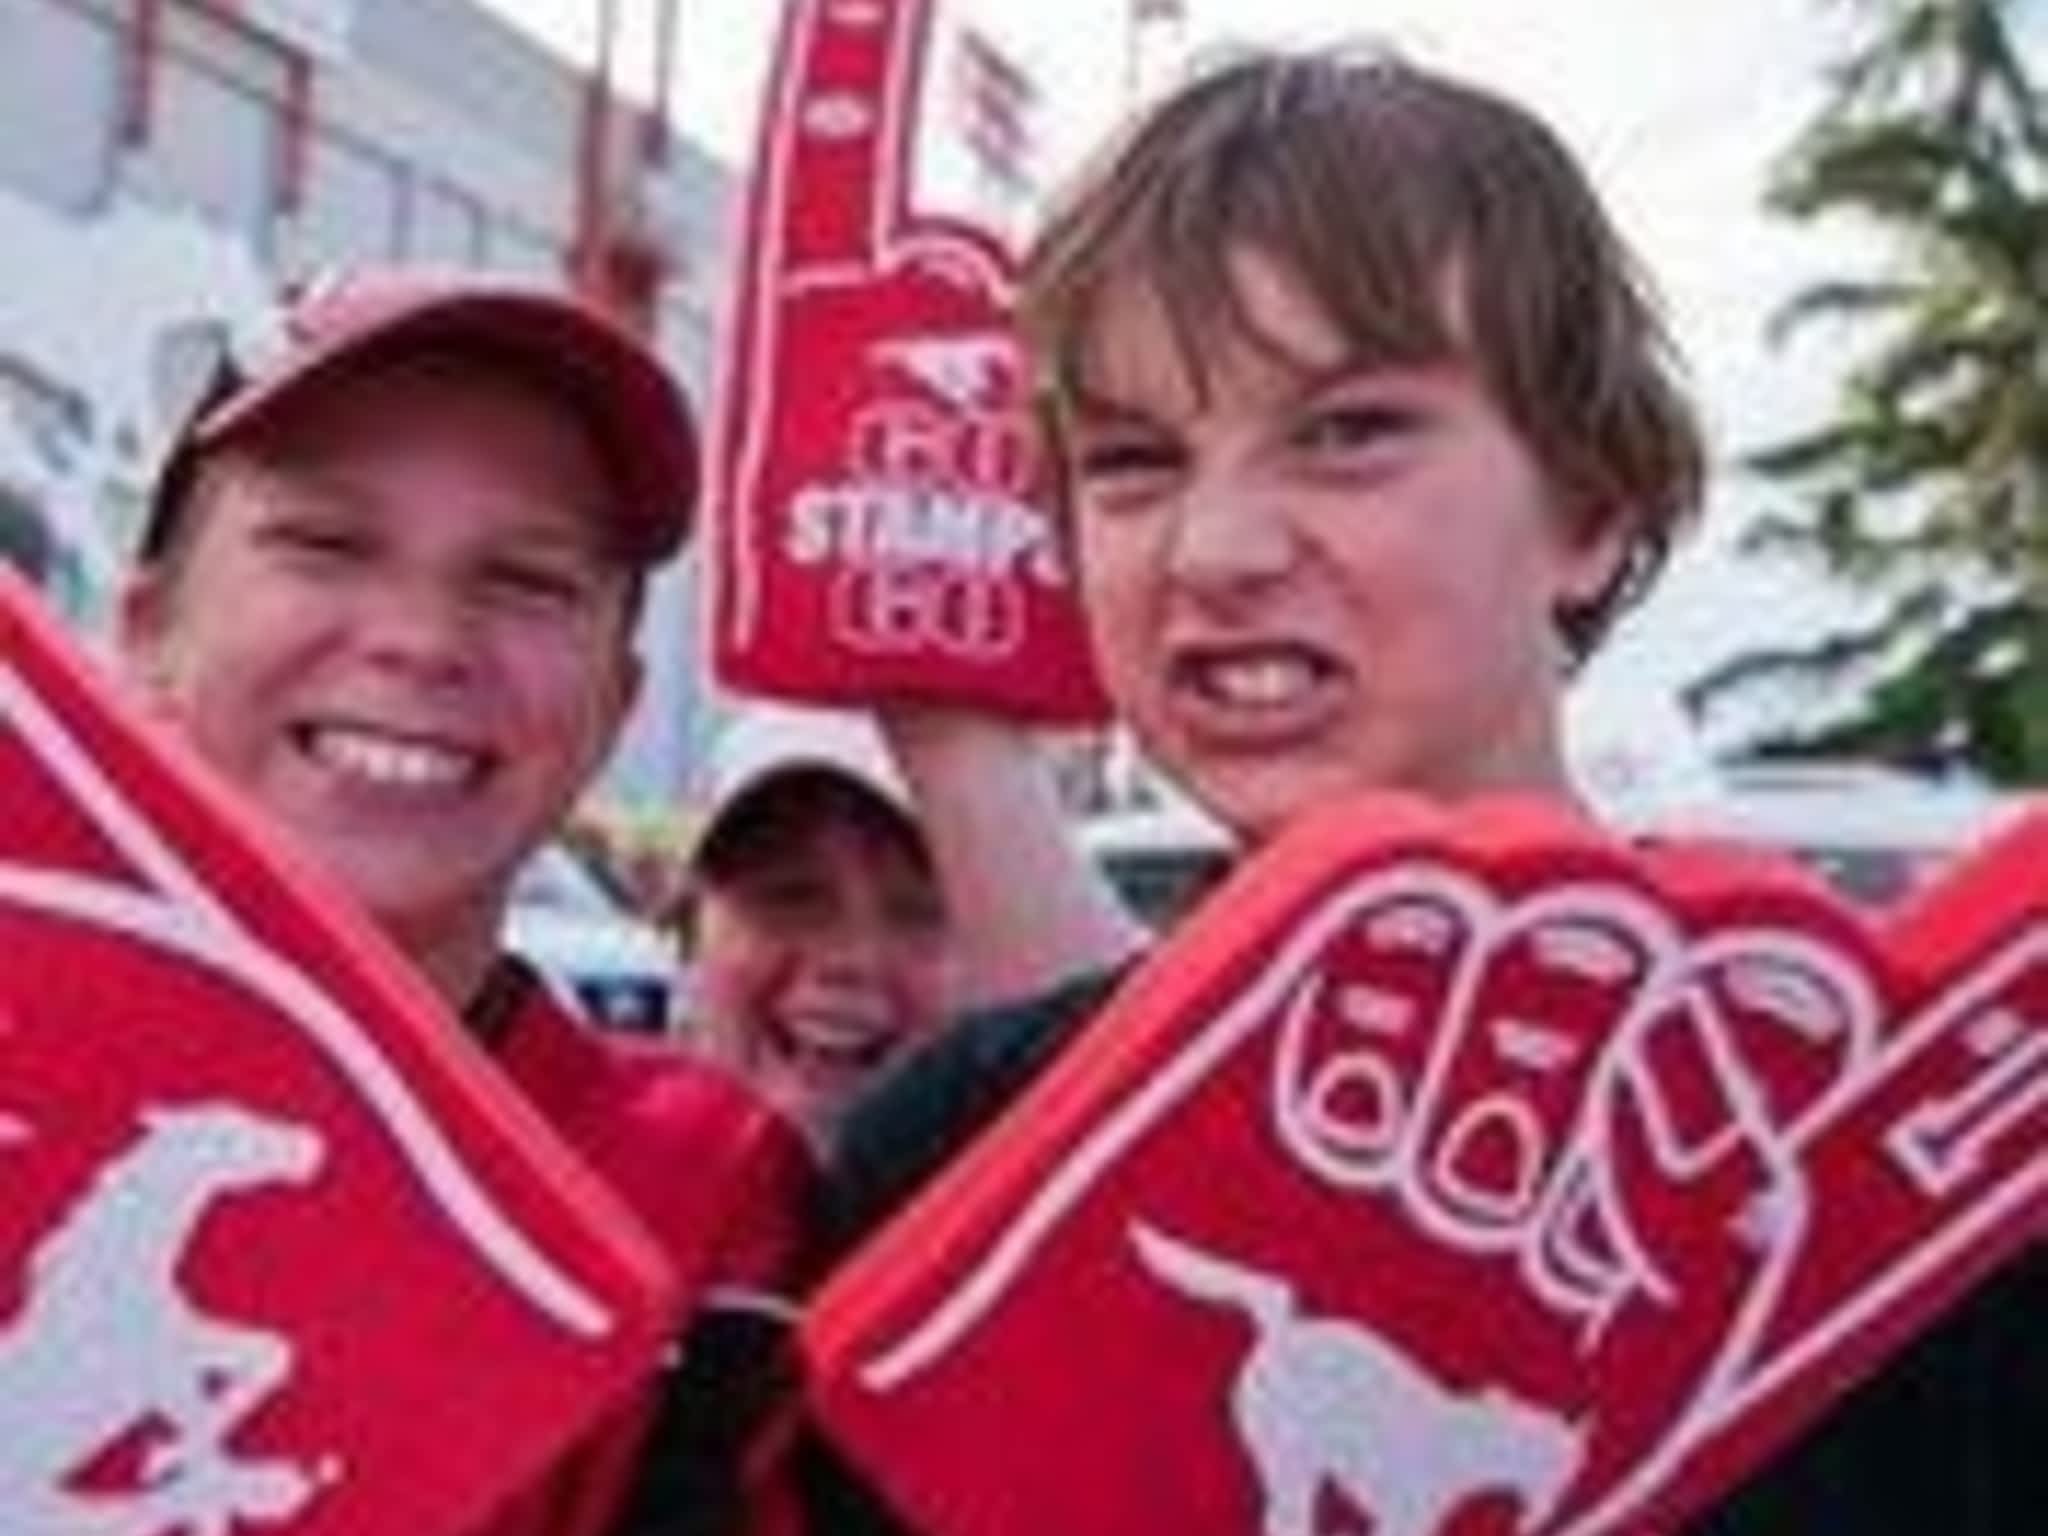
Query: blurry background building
0,0,731,802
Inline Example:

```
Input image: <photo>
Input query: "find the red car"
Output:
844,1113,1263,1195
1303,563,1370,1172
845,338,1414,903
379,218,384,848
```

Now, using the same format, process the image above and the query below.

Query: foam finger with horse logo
805,794,2047,1534
0,570,678,1535
709,0,1107,722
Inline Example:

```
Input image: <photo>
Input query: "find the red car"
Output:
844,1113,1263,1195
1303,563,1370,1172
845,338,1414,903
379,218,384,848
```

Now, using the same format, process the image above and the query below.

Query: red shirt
472,965,815,1536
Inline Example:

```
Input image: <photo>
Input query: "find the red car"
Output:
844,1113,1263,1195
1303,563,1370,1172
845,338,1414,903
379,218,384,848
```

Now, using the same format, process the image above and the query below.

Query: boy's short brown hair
1021,46,1705,658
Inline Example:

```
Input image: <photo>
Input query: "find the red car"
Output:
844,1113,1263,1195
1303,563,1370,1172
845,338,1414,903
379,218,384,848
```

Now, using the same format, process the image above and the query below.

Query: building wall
0,0,730,802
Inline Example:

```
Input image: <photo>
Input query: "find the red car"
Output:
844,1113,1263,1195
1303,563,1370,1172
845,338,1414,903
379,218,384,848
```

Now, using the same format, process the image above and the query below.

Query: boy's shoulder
1691,1244,2044,1533
495,968,815,1289
827,964,1131,1252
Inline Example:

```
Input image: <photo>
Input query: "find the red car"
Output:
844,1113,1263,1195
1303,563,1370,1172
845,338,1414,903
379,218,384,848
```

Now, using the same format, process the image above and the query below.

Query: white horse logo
1131,1222,1583,1536
0,1101,339,1535
869,332,1017,409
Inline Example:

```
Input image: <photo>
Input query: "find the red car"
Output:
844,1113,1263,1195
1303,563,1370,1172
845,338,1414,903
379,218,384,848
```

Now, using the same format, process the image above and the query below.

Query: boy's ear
114,568,178,696
575,642,644,788
1554,496,1638,601
1545,501,1641,662
607,648,644,741
665,883,701,953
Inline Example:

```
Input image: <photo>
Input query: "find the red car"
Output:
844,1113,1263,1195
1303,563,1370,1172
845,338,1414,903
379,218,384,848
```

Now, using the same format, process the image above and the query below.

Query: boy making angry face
826,48,2029,1536
1025,48,1703,843
811,53,1706,1535
832,48,1706,1240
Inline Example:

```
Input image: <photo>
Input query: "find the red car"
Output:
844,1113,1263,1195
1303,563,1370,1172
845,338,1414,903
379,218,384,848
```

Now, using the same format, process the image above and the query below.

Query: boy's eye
1070,432,1184,486
1293,402,1421,455
479,557,596,609
742,873,837,925
259,514,370,561
1056,423,1187,514
884,886,948,939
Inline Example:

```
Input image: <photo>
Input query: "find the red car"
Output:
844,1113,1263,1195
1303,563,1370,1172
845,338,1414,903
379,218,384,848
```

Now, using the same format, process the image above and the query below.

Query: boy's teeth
783,1012,892,1066
310,726,474,788
789,1014,881,1050
1203,653,1317,706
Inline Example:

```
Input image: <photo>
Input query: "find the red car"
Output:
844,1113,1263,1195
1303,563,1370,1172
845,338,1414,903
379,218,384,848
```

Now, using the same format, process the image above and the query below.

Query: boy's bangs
1040,59,1465,407
1022,45,1706,659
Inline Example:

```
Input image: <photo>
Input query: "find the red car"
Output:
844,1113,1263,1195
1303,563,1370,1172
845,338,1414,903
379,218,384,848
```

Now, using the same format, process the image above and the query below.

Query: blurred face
119,359,642,1003
690,795,955,1146
1062,248,1621,842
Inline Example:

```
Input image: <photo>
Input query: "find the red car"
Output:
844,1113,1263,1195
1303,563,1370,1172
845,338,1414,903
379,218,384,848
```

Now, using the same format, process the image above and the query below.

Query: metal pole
645,0,679,165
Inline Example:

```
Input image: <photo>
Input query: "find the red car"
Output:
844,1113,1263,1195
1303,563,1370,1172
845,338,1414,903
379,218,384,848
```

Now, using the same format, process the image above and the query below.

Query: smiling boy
122,270,813,1536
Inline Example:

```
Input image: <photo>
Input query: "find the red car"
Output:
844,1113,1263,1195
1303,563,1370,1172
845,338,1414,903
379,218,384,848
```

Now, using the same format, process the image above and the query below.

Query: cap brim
690,706,919,873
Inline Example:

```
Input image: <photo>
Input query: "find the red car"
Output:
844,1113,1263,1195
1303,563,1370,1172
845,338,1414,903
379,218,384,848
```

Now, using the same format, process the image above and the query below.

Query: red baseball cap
143,268,698,565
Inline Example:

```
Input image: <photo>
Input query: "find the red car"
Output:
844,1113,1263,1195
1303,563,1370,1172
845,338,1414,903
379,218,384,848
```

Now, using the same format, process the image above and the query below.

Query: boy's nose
1163,472,1296,597
358,579,479,683
810,915,897,978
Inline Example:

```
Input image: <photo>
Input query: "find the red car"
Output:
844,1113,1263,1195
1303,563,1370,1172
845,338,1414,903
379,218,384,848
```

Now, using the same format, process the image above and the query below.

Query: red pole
571,0,620,298
570,0,665,331
277,52,314,211
121,0,169,146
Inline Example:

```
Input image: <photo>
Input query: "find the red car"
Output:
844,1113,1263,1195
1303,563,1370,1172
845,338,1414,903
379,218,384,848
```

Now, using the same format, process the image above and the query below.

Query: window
408,176,486,265
0,0,121,211
291,125,401,270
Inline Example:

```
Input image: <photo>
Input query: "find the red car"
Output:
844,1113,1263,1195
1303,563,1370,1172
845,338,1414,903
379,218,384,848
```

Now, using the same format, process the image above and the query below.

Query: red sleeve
610,1053,818,1307
705,1100,819,1299
493,1004,822,1536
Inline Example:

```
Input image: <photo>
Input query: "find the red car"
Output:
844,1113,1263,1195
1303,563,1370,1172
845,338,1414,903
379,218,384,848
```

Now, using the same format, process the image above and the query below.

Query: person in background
819,43,2034,1534
675,705,959,1154
118,268,814,1536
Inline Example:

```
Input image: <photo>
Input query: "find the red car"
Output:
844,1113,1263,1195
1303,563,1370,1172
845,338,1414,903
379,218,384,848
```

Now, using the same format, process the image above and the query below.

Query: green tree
1690,0,2048,783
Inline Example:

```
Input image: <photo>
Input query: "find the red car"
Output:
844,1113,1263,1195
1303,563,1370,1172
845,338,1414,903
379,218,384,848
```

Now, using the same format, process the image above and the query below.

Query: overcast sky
479,0,1878,770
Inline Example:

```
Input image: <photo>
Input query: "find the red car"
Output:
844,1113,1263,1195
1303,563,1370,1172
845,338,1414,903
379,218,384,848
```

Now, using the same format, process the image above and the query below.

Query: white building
0,0,734,800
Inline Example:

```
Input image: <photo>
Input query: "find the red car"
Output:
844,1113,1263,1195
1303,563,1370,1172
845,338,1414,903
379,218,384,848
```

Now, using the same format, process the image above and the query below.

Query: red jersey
472,962,815,1536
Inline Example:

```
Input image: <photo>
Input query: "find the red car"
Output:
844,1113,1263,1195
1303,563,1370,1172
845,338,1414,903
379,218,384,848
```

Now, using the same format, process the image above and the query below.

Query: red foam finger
805,793,2045,1534
710,0,1107,721
0,570,678,1535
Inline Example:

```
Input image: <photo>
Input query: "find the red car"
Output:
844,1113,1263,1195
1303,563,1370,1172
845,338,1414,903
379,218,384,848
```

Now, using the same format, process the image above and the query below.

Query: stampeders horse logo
1128,1223,1583,1536
0,571,675,1534
805,795,2045,1534
708,0,1106,721
1,1103,336,1535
